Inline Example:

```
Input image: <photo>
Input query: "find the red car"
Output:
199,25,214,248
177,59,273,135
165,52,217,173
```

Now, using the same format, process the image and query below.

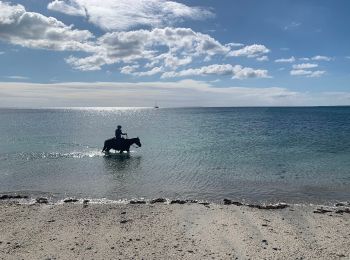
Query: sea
0,107,349,204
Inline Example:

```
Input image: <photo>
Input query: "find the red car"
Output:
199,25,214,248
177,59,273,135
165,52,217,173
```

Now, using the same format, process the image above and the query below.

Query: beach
0,200,349,259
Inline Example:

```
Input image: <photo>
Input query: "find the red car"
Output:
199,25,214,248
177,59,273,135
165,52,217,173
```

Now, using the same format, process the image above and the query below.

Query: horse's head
134,137,142,147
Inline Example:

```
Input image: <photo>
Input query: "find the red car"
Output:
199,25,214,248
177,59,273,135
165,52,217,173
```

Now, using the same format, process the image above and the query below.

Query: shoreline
0,198,349,259
1,193,349,207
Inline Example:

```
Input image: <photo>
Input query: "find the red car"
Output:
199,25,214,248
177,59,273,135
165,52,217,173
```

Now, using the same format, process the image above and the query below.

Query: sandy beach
0,200,349,259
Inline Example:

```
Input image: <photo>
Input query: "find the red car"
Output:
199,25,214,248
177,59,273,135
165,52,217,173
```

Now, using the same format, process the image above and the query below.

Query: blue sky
0,0,349,107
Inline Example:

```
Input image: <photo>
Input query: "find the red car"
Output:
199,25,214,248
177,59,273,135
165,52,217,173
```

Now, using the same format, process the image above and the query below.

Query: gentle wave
0,150,105,161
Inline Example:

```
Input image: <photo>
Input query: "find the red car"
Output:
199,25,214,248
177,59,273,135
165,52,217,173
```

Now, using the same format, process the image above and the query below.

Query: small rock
64,198,78,203
121,211,126,215
170,200,187,204
150,198,166,204
262,240,268,245
120,219,131,224
335,202,345,207
335,208,350,214
313,208,333,214
223,199,243,206
129,200,146,204
0,194,28,200
36,197,48,204
248,203,288,210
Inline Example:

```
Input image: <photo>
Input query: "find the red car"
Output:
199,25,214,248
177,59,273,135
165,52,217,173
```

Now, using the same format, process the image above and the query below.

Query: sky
0,0,349,107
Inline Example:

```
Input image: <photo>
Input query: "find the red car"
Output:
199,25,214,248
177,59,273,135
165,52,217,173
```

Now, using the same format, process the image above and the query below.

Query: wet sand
0,201,349,259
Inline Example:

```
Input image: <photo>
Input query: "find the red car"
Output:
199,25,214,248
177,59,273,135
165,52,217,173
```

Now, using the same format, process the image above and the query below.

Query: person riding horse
115,125,127,145
102,125,141,153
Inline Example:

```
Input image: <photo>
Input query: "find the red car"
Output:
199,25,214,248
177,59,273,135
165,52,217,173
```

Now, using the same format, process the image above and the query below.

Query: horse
102,137,142,154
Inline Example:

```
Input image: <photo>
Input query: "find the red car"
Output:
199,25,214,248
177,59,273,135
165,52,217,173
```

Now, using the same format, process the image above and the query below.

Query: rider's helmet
117,125,122,129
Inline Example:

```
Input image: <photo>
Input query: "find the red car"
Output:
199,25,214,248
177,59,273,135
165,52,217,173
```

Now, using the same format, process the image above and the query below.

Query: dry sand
0,200,349,259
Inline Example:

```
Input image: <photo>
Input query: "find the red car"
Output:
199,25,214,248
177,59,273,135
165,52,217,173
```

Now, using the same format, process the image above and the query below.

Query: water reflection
103,153,142,174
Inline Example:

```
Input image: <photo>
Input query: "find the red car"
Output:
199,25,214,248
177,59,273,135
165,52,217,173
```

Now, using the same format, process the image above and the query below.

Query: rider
115,125,127,142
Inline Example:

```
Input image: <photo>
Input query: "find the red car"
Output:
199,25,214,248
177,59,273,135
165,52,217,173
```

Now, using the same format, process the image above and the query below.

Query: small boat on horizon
154,101,159,109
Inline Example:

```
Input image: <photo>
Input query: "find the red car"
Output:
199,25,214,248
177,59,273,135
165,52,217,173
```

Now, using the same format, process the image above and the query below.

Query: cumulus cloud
47,0,214,31
66,27,232,71
290,69,325,77
0,1,94,51
292,63,318,69
1,2,271,81
161,64,270,80
275,56,295,63
228,44,270,58
120,64,140,75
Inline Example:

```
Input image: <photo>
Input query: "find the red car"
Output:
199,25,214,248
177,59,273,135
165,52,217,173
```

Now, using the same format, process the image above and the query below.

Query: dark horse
102,137,142,154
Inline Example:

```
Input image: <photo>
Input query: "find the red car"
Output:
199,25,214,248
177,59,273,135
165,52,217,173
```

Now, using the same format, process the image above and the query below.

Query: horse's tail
102,140,107,152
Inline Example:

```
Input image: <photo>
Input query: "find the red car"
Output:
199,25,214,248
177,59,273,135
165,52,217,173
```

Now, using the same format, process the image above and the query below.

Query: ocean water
0,107,349,204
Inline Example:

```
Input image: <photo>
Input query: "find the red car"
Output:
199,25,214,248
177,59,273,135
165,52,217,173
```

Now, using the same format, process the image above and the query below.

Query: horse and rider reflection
102,125,142,154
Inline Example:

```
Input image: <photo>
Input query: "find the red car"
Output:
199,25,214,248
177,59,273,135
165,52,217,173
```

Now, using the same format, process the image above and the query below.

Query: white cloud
292,63,318,69
136,66,163,76
0,51,4,55
300,55,332,62
311,55,332,61
226,42,244,48
256,55,269,62
0,1,94,51
47,0,214,31
4,75,29,80
307,70,326,78
228,44,270,58
290,70,312,76
283,22,301,30
346,56,350,59
290,69,325,77
161,64,270,80
120,65,140,75
66,27,232,71
1,2,271,80
274,56,295,63
1,80,348,107
0,80,307,107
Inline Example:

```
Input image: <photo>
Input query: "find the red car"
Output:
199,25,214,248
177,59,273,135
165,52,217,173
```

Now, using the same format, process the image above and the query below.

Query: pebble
36,197,48,204
150,198,166,204
64,198,79,203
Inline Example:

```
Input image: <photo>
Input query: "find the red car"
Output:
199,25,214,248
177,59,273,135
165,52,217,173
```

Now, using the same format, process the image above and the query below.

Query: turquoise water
0,107,349,203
